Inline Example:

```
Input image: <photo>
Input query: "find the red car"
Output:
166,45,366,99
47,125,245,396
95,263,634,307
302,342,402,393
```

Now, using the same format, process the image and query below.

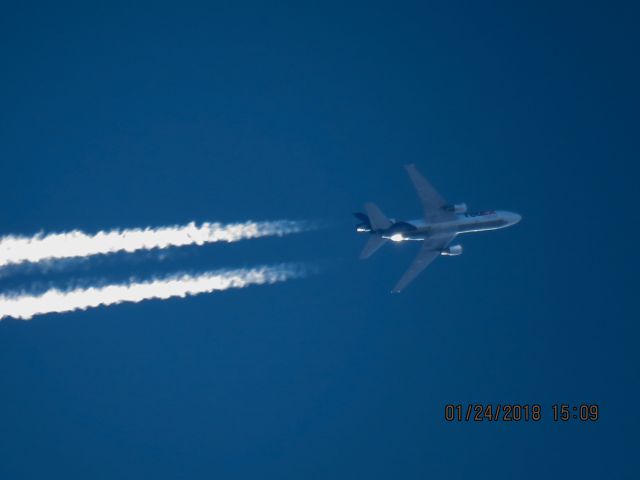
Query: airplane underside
355,164,521,292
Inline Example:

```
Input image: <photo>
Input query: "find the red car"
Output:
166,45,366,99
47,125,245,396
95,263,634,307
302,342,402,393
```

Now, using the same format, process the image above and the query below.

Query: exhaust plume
0,220,311,268
0,264,306,321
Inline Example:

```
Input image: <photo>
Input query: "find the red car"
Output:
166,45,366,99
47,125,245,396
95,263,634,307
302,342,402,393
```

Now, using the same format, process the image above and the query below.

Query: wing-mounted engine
444,203,467,214
440,244,463,256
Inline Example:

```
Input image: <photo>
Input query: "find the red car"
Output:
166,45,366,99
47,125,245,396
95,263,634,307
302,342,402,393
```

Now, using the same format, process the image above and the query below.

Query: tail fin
360,236,389,259
364,203,392,231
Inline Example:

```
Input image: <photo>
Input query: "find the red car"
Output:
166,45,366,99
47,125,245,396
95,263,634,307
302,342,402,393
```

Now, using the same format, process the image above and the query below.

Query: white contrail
0,264,305,321
0,220,311,268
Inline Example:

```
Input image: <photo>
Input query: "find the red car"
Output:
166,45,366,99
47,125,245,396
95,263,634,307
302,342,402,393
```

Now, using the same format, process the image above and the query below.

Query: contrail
0,264,306,321
0,220,312,268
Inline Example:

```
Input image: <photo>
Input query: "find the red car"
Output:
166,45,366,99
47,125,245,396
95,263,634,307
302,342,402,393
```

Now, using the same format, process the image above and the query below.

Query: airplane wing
391,234,455,293
404,164,456,222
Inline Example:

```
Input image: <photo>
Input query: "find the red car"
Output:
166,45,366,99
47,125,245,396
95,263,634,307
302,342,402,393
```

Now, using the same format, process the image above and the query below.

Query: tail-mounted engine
444,203,468,214
353,212,372,232
441,245,463,256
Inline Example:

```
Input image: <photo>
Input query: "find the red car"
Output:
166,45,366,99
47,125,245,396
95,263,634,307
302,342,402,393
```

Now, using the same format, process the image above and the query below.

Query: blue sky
0,2,638,478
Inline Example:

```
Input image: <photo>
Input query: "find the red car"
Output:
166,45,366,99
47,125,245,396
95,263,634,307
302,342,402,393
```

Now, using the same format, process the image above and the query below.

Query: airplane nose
509,212,522,225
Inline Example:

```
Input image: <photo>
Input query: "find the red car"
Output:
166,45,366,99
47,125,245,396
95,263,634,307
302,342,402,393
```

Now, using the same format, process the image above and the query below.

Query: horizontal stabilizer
364,202,392,231
353,212,370,224
360,236,389,259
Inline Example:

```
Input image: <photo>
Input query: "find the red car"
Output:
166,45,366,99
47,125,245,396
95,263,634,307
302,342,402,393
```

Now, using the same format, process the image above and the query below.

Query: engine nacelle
441,244,463,256
444,203,467,214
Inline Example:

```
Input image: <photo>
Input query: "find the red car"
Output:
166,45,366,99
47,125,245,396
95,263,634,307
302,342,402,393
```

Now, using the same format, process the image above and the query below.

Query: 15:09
552,404,599,421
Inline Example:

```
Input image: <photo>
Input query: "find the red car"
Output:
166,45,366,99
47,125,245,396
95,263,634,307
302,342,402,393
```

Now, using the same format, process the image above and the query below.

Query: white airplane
355,164,521,293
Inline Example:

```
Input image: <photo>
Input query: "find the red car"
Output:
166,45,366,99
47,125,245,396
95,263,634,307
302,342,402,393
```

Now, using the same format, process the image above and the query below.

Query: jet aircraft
355,164,521,293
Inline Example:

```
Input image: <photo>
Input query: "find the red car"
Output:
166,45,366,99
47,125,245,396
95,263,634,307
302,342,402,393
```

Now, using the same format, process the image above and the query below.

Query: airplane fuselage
355,164,521,291
370,210,521,242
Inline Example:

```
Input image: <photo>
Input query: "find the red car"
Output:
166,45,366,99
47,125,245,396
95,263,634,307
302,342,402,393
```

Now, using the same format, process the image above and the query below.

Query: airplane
355,164,521,293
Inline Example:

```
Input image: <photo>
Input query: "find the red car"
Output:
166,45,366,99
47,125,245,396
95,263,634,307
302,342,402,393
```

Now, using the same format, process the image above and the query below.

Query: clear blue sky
0,2,638,478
